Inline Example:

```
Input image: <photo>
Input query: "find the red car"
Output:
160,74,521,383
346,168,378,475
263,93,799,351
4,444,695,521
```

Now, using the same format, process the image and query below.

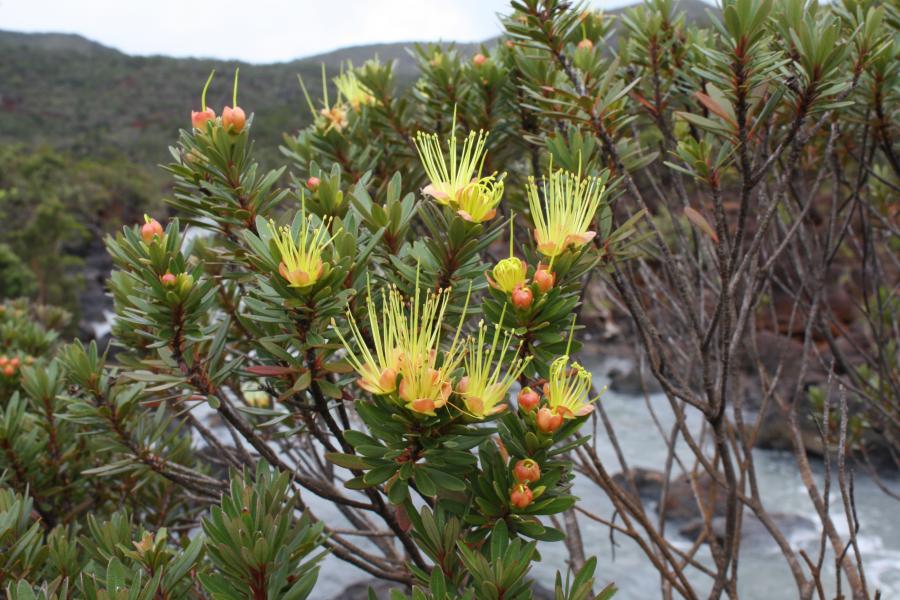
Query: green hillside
0,0,714,169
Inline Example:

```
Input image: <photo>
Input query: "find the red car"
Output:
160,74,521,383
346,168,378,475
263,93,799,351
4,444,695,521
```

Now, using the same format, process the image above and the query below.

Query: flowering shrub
2,0,898,597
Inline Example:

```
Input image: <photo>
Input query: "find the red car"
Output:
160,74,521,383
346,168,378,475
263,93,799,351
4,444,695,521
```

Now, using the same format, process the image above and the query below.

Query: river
303,358,900,599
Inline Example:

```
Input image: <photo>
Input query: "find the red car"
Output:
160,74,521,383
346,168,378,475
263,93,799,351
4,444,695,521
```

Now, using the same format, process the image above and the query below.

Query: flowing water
189,357,900,599
309,358,900,598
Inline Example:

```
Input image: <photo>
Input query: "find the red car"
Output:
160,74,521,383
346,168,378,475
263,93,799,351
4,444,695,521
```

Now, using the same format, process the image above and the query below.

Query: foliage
0,146,160,321
0,0,898,598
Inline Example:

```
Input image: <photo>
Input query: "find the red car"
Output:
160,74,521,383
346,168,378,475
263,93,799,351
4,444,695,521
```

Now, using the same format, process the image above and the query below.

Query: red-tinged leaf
245,365,296,376
395,504,412,532
629,91,658,115
684,206,719,243
694,92,737,128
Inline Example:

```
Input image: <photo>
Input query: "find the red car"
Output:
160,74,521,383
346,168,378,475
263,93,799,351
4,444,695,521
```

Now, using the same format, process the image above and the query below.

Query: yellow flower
527,168,605,258
269,207,336,289
543,355,596,418
335,273,469,417
487,257,527,294
320,104,348,132
414,116,505,221
392,282,468,416
458,319,530,418
333,67,374,111
241,382,271,408
455,177,504,223
333,282,402,395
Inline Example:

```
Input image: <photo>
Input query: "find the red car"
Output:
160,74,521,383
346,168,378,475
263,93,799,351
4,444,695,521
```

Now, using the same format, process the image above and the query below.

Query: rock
610,468,728,523
611,468,665,503
607,364,663,396
678,512,816,546
659,472,728,522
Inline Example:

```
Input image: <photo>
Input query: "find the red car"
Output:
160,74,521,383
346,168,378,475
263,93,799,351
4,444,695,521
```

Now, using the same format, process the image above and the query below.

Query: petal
565,231,597,247
537,240,561,257
411,398,435,414
457,209,475,222
465,396,485,416
422,184,450,203
575,405,595,417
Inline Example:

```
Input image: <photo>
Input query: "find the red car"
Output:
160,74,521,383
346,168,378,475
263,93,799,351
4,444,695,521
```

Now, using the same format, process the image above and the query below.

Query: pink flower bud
141,218,164,244
514,459,541,484
536,407,563,434
2,365,14,377
222,105,246,133
517,387,540,412
510,483,533,509
577,39,593,50
161,272,177,287
191,108,216,129
306,176,321,191
511,285,533,310
473,53,487,66
534,265,556,293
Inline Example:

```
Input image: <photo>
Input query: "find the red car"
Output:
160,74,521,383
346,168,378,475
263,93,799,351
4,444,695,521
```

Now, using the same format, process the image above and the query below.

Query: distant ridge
0,0,715,167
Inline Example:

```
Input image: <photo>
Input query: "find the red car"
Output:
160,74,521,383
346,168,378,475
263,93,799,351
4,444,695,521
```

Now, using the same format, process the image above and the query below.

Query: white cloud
0,0,660,63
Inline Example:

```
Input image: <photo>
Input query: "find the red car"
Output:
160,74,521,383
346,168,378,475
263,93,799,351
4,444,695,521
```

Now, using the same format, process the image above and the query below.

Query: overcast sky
1,0,650,63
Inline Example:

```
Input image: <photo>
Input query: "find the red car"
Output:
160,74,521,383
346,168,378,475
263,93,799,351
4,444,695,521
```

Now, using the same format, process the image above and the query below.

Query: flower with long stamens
269,206,336,289
543,355,596,418
414,116,504,218
457,319,531,418
527,167,605,258
333,283,402,395
337,274,469,416
334,67,374,111
392,282,469,416
455,177,504,223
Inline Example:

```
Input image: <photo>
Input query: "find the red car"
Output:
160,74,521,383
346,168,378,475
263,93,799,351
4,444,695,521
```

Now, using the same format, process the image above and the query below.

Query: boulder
658,472,728,522
611,468,665,503
607,364,663,396
678,512,816,546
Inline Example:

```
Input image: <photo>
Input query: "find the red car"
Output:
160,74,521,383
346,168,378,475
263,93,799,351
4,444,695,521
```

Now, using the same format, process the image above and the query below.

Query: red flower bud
473,53,487,66
9,357,19,368
141,218,164,244
536,406,563,434
161,272,177,287
2,365,15,377
514,459,541,484
510,483,533,509
306,176,321,191
534,265,556,293
511,285,533,310
577,39,593,50
517,386,539,412
191,107,216,129
222,105,246,133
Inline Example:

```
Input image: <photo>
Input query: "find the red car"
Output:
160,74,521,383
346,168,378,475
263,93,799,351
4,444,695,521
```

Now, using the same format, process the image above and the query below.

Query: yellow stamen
527,167,605,258
269,199,336,289
459,316,531,419
333,65,375,111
